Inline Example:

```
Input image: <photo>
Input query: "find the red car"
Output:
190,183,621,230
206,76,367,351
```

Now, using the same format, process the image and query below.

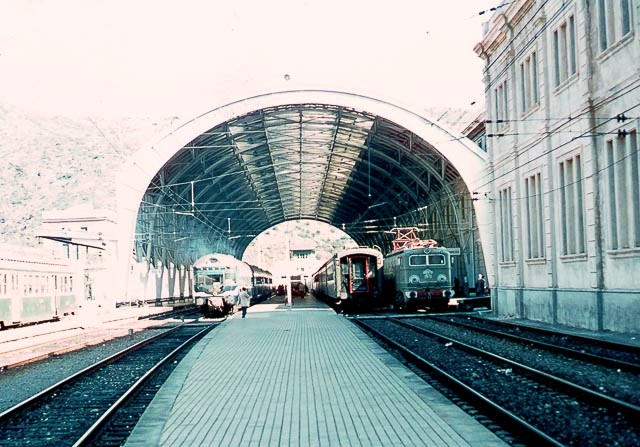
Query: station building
475,0,640,331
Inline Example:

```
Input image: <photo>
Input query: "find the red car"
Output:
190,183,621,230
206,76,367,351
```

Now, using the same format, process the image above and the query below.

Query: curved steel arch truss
135,103,473,265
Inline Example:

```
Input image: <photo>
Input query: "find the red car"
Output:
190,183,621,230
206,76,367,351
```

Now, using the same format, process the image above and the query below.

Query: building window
525,172,545,259
599,0,609,50
553,15,577,87
499,186,514,262
559,154,585,255
520,51,539,113
493,79,509,130
606,131,640,249
622,0,632,35
599,0,633,51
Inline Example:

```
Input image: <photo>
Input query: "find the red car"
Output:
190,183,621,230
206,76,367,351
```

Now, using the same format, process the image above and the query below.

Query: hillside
0,103,173,245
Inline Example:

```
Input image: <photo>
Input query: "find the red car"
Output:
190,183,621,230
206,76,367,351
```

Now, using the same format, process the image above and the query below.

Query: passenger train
0,244,79,329
383,243,453,311
312,247,384,313
193,253,273,317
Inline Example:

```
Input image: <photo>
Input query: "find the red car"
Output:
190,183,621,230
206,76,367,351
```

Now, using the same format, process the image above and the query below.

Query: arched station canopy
124,91,488,270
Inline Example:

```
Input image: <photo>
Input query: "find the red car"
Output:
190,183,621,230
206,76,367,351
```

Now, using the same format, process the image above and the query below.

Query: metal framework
389,227,439,252
135,103,469,265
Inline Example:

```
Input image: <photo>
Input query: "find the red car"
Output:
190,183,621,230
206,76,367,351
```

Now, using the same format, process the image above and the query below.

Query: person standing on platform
475,274,486,296
453,277,460,296
239,287,251,318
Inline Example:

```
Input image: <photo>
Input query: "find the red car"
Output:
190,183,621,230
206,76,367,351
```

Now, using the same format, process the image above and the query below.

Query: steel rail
354,318,565,447
389,317,640,422
456,314,640,353
0,325,183,424
425,315,640,374
73,324,214,446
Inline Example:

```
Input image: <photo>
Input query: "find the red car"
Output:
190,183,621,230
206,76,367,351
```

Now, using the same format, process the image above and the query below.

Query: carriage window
351,259,367,291
366,257,377,278
409,255,427,266
428,255,445,265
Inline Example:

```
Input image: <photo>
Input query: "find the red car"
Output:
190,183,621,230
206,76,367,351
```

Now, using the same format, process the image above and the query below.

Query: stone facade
475,0,640,332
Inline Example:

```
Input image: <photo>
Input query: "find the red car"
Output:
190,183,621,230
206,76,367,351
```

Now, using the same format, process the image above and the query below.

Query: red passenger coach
312,247,384,313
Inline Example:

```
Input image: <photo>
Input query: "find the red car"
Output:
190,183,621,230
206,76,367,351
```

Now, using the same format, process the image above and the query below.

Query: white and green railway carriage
0,244,79,329
193,253,273,315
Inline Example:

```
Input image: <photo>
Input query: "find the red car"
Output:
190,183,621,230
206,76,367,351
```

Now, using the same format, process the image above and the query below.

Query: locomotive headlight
437,274,447,283
409,275,421,285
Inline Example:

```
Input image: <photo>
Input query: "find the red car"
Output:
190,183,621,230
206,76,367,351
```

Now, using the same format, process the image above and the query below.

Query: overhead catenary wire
341,119,639,229
140,182,230,240
472,96,640,192
477,2,511,16
486,130,629,138
485,114,636,124
351,100,640,215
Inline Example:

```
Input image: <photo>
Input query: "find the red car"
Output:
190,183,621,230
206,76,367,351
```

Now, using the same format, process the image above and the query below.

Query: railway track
0,308,204,370
354,316,640,447
0,322,215,447
425,314,640,374
142,305,201,321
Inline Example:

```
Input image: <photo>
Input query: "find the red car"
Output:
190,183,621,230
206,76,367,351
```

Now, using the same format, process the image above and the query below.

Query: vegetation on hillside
0,103,173,245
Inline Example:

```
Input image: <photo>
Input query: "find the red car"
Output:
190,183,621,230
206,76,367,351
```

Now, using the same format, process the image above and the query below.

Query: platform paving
125,295,507,447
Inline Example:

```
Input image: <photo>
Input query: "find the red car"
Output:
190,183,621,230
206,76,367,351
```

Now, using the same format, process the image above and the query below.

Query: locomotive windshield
408,254,446,266
194,272,223,293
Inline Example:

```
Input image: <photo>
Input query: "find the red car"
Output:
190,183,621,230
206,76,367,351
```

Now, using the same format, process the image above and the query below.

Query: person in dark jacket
239,287,251,318
475,274,486,296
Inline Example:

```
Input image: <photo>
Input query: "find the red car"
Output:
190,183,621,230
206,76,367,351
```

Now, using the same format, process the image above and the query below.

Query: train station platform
125,294,508,447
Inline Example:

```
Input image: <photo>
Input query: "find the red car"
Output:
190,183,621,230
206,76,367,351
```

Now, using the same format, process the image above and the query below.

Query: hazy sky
0,0,499,118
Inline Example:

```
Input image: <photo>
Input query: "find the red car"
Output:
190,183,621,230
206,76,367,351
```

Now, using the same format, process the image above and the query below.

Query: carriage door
52,274,60,317
349,256,367,293
9,273,21,323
